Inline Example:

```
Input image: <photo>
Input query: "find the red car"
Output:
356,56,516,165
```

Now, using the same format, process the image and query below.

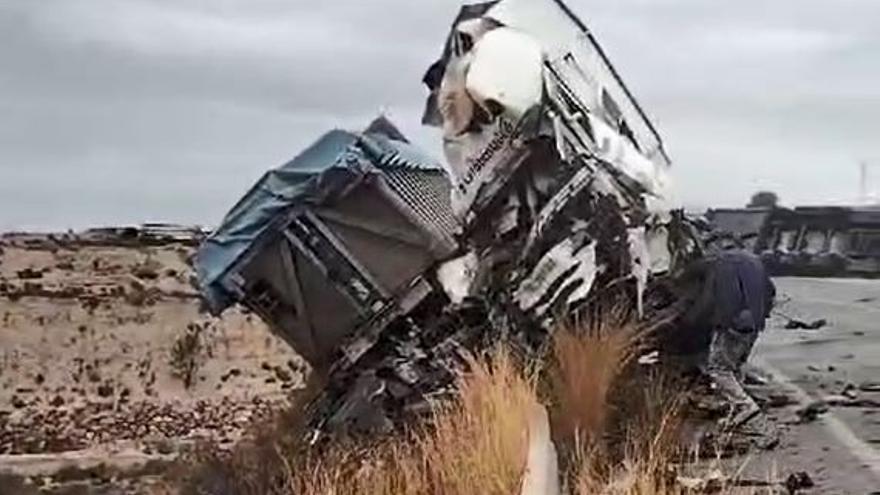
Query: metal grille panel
382,167,460,244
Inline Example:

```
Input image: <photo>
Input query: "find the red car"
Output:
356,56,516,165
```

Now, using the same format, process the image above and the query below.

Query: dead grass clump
571,380,685,495
545,318,697,494
418,347,539,495
547,319,639,447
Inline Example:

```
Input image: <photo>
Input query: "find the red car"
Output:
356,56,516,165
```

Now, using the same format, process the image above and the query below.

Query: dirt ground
0,231,306,493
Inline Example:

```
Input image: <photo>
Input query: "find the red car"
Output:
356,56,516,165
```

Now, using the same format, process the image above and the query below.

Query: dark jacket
686,250,776,333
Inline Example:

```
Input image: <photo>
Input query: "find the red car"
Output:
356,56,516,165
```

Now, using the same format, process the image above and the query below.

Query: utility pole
859,161,868,204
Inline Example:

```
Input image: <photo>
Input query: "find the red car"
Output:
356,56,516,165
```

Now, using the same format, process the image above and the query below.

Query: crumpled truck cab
195,118,460,369
420,0,697,327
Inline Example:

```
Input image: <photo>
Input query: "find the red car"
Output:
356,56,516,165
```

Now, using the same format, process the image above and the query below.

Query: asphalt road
747,277,880,494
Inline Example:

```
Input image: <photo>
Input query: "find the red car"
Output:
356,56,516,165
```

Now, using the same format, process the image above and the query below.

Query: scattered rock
274,366,292,383
16,268,44,280
155,438,176,455
132,263,160,280
220,368,242,383
784,471,814,493
86,368,101,384
287,359,302,373
125,279,160,307
0,239,296,459
56,261,75,271
2,397,283,454
796,401,828,423
22,282,44,296
79,296,101,313
97,383,114,398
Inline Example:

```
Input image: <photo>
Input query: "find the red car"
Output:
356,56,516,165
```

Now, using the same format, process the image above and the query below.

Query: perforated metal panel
382,167,459,245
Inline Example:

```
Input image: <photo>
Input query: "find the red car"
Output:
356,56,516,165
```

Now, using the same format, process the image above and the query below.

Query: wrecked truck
197,118,460,370
196,0,701,438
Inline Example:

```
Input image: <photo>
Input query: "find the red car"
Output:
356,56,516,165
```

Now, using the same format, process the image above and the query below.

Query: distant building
706,206,880,277
705,207,776,252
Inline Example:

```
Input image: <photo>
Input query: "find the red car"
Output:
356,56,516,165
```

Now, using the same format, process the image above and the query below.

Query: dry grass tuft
571,387,684,495
419,347,539,495
545,317,697,495
547,319,640,446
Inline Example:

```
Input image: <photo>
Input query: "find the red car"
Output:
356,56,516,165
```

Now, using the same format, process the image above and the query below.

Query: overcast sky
1,0,878,231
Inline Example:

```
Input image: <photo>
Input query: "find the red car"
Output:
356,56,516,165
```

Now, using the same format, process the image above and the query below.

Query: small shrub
170,323,204,389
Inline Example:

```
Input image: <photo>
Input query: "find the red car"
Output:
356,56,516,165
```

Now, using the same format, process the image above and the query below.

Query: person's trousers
707,326,760,425
708,326,758,374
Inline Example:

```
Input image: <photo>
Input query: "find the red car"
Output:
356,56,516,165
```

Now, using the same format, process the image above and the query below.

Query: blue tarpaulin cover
196,121,445,313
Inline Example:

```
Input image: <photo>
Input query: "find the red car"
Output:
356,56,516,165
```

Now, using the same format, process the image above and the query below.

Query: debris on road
796,400,830,423
784,318,828,330
676,469,726,492
784,471,815,493
859,381,880,393
676,470,817,494
820,395,880,408
790,393,880,424
765,393,798,409
842,382,859,399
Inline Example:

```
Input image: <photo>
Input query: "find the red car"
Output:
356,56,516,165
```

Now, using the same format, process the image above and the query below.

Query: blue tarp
196,122,444,313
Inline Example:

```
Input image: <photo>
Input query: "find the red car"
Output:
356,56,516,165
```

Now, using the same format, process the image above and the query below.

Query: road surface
747,277,880,494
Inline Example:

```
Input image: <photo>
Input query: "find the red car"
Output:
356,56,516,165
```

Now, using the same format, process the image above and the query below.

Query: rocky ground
0,230,306,493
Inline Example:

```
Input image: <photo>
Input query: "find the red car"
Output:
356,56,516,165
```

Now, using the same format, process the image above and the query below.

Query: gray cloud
1,0,878,230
